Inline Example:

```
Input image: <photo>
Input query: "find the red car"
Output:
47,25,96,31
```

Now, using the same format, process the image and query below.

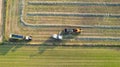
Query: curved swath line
20,0,120,29
21,18,120,29
28,1,120,6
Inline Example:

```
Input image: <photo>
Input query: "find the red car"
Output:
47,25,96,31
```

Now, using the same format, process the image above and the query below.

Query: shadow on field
29,32,81,57
0,41,29,55
37,32,80,53
38,44,120,55
65,45,120,51
0,44,14,55
29,37,62,57
29,40,120,58
38,37,64,54
10,44,24,52
8,39,30,52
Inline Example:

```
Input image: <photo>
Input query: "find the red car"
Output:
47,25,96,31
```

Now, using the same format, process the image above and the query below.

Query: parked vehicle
9,34,32,41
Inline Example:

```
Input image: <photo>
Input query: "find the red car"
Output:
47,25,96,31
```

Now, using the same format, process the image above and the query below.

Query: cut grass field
5,0,120,45
1,45,120,67
3,0,120,67
23,0,120,25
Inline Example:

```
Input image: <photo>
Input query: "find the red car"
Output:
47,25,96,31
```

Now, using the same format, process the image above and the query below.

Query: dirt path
0,0,2,42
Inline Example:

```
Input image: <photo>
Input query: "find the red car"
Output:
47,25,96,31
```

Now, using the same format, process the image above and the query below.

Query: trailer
9,34,32,41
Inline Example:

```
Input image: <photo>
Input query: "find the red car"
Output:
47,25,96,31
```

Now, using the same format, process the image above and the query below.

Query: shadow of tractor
33,29,81,56
38,38,62,54
29,37,63,57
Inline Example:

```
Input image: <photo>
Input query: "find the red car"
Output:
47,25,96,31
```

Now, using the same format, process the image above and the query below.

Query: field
0,0,3,42
2,0,120,67
1,45,120,67
4,0,120,45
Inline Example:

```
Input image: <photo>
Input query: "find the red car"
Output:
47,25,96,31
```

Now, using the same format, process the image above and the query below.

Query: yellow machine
73,28,81,33
64,28,82,34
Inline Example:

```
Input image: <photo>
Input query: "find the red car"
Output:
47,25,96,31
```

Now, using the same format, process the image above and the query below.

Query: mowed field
0,0,3,42
1,45,120,67
5,0,120,45
2,0,120,67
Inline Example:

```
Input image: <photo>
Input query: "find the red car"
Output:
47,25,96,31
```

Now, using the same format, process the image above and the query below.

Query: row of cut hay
25,0,120,2
27,12,120,18
25,5,120,14
20,19,120,29
23,16,120,25
28,1,120,6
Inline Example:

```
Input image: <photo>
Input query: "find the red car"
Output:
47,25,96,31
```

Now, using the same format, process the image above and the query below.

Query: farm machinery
64,28,81,34
52,28,82,40
9,34,32,41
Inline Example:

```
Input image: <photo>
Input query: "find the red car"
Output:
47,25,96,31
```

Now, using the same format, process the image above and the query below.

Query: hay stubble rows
2,0,120,67
5,0,120,45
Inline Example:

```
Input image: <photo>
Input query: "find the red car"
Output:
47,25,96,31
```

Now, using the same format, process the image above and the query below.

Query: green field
1,44,120,67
